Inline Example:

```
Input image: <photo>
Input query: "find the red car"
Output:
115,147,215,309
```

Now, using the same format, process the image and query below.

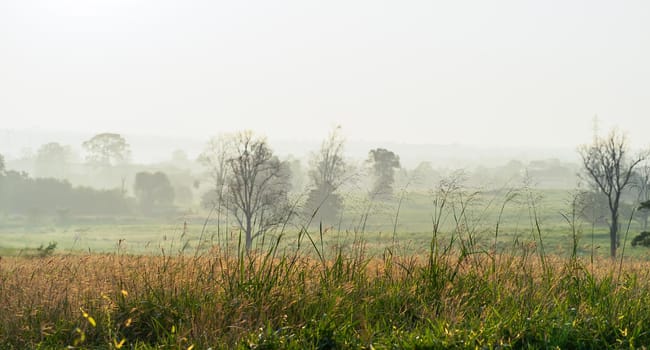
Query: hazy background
2,0,649,155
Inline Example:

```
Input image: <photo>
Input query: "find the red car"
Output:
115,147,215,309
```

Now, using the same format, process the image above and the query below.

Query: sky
1,0,649,149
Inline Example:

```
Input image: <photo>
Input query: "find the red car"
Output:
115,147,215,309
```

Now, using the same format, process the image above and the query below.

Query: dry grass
2,246,650,349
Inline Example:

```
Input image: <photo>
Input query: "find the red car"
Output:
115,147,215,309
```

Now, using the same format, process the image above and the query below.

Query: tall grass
2,185,650,348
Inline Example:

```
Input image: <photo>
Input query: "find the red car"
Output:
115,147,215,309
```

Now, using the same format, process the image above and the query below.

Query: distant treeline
0,170,133,217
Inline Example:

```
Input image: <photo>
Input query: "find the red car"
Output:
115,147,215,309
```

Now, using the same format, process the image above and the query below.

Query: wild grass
3,185,650,348
3,232,650,349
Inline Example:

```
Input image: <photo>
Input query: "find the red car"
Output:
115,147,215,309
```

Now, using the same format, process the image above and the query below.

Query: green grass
2,228,650,349
4,187,650,347
2,188,648,260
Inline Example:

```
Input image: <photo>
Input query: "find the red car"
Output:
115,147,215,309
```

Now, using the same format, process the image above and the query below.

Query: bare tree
201,131,292,251
304,126,350,225
198,135,235,246
579,129,647,259
199,135,233,207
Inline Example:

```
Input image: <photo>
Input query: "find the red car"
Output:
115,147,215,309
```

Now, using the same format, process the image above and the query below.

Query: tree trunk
245,215,253,252
610,212,618,259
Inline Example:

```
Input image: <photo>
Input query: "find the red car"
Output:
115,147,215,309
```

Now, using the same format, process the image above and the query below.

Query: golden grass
2,250,650,348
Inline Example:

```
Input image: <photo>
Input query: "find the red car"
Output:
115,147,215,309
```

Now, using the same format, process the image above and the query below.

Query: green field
4,187,650,348
1,188,649,260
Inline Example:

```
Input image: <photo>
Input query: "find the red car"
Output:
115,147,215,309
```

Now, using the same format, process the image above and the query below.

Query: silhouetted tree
201,131,292,251
304,126,349,225
367,148,401,199
228,132,292,251
134,171,175,214
35,142,72,179
579,129,647,259
82,133,131,168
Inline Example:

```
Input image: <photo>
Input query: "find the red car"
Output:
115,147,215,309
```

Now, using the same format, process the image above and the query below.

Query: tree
0,170,133,216
367,148,401,199
0,153,5,175
578,129,647,259
35,142,72,179
82,133,131,167
134,171,175,214
198,135,233,208
630,165,650,231
229,132,292,251
304,126,349,225
201,131,292,251
412,161,439,190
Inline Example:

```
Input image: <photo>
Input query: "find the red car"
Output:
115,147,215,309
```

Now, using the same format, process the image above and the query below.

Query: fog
2,1,650,254
4,5,650,348
0,126,581,204
2,1,650,148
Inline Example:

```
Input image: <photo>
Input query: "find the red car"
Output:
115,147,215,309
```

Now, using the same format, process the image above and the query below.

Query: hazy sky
1,1,649,148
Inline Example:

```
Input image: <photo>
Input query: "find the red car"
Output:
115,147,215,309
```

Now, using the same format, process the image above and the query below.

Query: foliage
0,170,133,216
304,184,343,226
367,148,400,199
82,133,131,167
36,241,57,257
631,231,650,247
34,142,73,179
304,126,349,225
134,171,175,214
635,173,650,230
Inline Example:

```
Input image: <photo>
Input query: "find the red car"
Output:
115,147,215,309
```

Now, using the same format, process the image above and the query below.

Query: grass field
2,233,650,349
1,188,648,259
3,187,650,348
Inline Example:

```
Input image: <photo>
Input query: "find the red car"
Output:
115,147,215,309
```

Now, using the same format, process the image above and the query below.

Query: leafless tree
579,128,647,259
201,131,292,251
199,135,233,206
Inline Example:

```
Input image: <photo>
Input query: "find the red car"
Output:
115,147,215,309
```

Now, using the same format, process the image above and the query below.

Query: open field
1,188,650,260
3,239,650,349
4,188,650,347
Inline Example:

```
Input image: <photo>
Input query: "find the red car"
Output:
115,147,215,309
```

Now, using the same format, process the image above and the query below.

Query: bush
631,231,650,247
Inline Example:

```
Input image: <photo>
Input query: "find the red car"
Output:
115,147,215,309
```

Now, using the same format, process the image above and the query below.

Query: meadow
0,187,647,260
3,187,650,348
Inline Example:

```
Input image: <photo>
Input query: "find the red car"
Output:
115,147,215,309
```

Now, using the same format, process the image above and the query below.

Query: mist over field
1,0,649,267
0,123,624,253
3,1,650,348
